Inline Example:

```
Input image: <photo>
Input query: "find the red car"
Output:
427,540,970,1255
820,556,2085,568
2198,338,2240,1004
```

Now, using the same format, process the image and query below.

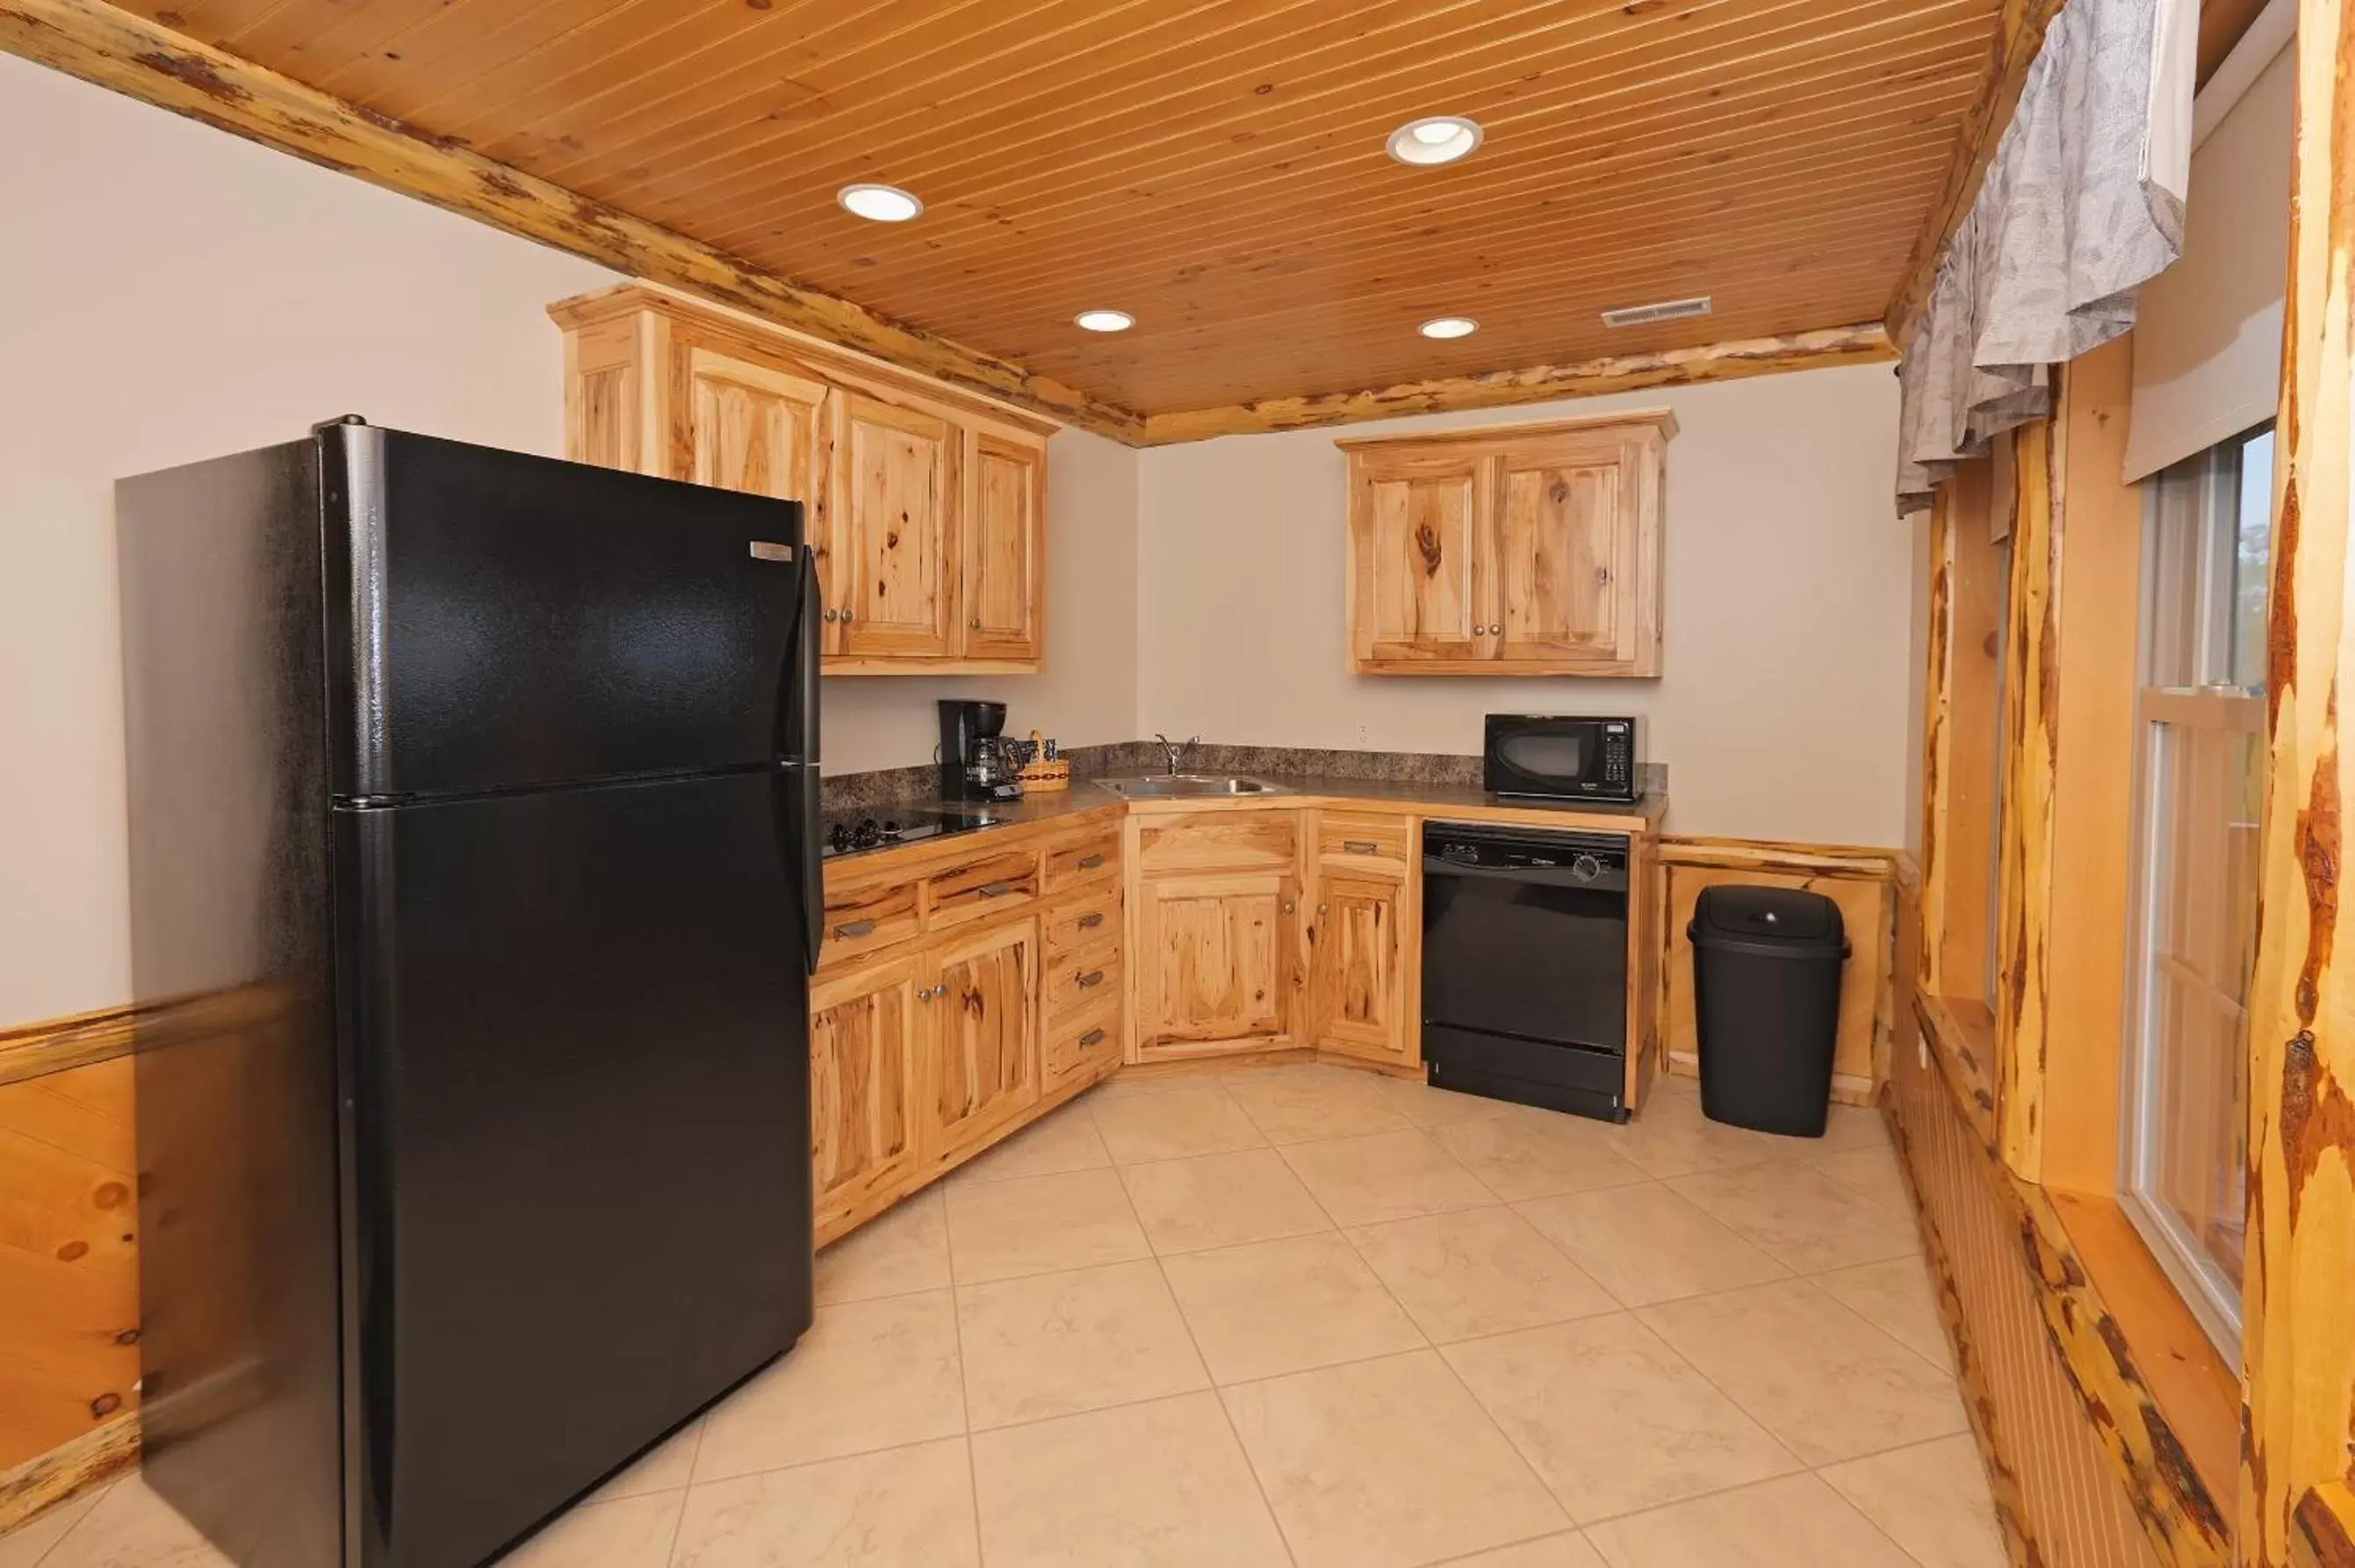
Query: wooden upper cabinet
549,283,1055,674
1350,450,1488,664
963,431,1046,662
1340,410,1673,677
834,392,960,659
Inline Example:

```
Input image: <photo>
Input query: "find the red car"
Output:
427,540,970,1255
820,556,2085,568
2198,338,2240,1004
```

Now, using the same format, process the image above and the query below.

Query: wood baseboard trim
0,1414,137,1536
0,1003,137,1087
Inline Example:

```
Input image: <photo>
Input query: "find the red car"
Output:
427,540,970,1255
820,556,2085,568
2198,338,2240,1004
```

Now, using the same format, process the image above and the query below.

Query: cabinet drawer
1045,941,1122,1018
1045,826,1121,890
1317,811,1413,874
817,875,922,968
1043,881,1122,960
925,848,1041,929
1042,990,1121,1091
1136,811,1299,874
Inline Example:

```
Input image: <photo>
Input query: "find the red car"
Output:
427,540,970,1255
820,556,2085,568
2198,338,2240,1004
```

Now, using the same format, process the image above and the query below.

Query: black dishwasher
1420,822,1631,1121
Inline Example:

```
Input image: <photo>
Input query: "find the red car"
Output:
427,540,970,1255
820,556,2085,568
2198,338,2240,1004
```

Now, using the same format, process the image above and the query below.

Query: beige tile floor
3,1068,2004,1568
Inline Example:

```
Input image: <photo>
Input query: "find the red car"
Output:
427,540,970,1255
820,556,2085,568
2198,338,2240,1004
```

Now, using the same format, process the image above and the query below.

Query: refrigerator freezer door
324,424,810,799
335,771,813,1568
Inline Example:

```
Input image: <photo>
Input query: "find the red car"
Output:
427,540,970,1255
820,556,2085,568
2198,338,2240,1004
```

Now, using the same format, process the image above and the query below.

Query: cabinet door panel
835,393,958,658
687,347,829,504
1495,450,1622,658
1314,874,1409,1065
962,433,1044,661
1350,453,1491,665
1135,873,1295,1053
921,917,1039,1162
810,956,918,1243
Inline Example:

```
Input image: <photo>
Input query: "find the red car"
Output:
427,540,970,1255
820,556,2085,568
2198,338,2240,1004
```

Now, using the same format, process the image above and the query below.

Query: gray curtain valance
1896,0,2195,512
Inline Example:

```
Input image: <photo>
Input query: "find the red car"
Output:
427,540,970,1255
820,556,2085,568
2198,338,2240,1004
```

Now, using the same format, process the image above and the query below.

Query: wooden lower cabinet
917,914,1040,1166
1310,872,1410,1065
1134,869,1300,1056
809,954,921,1241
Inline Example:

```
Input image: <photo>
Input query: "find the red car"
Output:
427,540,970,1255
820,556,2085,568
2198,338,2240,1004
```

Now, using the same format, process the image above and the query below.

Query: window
2121,423,2273,1356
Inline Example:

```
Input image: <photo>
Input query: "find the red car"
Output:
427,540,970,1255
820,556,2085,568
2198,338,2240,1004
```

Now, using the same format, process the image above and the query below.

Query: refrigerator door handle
785,548,825,974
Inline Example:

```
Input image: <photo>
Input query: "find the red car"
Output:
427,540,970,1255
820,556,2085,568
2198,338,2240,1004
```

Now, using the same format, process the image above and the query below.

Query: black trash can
1689,885,1849,1137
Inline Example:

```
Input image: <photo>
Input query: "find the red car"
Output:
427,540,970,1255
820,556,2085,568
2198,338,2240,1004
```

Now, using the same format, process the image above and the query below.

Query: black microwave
1483,715,1641,802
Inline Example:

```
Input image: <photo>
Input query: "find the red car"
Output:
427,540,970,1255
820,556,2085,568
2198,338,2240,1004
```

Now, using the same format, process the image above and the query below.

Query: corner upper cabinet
549,283,1052,674
1340,410,1673,677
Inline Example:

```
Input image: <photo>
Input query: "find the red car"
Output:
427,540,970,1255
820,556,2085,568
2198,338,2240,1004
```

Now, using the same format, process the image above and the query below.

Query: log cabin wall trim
0,0,1147,443
1892,876,2234,1568
0,0,1902,451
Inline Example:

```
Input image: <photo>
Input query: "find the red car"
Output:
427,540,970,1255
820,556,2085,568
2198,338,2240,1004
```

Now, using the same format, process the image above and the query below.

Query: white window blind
2121,7,2294,482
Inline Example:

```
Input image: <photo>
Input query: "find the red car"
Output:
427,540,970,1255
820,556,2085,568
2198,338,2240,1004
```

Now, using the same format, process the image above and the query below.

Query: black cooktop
821,808,1001,860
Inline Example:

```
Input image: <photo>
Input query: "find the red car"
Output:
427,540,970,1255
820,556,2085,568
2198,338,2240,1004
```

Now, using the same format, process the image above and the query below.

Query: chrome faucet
1151,733,1201,776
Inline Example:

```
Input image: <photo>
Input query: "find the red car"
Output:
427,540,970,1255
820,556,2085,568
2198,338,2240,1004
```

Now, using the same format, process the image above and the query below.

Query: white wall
0,58,1140,1025
820,427,1140,773
1135,365,1914,846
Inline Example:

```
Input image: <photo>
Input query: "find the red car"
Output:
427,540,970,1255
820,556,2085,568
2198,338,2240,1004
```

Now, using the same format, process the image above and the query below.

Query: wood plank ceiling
112,0,2004,422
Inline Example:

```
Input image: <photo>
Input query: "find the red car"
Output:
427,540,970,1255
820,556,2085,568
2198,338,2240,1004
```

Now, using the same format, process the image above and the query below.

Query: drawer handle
833,918,877,939
1077,969,1107,989
1077,912,1106,931
978,880,1014,898
1343,839,1380,854
1078,1028,1106,1047
1077,853,1105,870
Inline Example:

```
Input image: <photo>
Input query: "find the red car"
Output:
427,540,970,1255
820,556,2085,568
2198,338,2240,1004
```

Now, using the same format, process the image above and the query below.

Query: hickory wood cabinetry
1340,410,1674,677
809,812,1123,1244
1125,807,1415,1067
549,284,1050,673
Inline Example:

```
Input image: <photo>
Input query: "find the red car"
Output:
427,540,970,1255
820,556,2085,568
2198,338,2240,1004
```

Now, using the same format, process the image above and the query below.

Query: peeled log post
2240,0,2355,1561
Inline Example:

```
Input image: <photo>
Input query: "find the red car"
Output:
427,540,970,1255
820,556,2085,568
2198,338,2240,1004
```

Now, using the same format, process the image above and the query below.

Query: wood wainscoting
1890,874,2234,1568
1653,836,1897,1105
0,1011,143,1532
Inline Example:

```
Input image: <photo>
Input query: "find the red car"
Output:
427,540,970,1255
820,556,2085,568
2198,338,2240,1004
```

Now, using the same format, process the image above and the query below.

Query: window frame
2116,424,2275,1358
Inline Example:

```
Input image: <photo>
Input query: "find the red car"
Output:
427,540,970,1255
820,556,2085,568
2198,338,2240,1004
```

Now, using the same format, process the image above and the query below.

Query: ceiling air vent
1599,295,1713,328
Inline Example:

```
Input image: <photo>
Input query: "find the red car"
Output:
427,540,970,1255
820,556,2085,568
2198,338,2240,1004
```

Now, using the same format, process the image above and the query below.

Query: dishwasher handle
1422,855,1629,895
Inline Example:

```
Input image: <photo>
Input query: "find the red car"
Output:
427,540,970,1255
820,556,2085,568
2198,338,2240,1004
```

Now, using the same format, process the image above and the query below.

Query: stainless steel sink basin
1093,773,1291,799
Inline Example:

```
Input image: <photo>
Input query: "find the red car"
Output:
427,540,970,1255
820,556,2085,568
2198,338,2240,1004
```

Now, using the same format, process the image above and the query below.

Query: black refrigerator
118,419,822,1568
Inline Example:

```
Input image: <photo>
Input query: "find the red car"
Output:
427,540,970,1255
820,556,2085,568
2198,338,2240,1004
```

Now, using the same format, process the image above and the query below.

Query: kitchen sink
1093,773,1291,799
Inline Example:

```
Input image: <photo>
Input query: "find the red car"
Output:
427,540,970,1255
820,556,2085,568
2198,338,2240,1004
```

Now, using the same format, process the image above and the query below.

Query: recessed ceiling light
838,183,922,222
1386,115,1482,166
1418,316,1479,340
1074,309,1134,333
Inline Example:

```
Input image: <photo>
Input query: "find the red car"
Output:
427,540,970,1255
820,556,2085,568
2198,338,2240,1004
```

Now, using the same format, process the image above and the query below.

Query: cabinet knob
1077,911,1105,930
1078,1028,1106,1047
823,608,839,623
840,608,854,624
1317,903,1328,915
1077,854,1105,870
1282,902,1295,914
833,918,876,939
1077,969,1106,989
970,617,982,629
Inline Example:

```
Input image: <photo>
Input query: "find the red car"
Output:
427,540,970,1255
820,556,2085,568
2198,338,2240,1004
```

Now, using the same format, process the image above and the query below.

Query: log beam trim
2242,0,2355,1558
0,1415,137,1536
0,0,1143,443
1138,324,1896,445
1884,0,2068,347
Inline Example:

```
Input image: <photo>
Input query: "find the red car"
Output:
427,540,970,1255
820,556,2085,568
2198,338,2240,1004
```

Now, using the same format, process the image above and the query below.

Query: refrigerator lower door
334,769,813,1568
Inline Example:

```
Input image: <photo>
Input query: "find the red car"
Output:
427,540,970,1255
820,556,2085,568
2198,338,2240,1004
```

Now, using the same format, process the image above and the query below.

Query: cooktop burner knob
1571,853,1604,882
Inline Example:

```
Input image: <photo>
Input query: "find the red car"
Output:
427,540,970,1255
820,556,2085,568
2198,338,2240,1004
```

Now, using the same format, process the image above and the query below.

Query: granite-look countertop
823,773,1665,867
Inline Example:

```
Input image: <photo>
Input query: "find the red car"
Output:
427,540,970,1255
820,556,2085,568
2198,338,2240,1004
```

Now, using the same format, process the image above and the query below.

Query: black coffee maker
939,699,1022,802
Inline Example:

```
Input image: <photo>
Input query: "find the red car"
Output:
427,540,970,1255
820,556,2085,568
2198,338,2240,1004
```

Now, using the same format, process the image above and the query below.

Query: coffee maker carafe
939,700,1023,802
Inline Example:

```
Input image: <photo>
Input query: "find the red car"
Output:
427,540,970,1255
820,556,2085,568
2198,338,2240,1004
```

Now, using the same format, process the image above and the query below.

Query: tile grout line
1115,1139,1307,1568
940,1165,989,1568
